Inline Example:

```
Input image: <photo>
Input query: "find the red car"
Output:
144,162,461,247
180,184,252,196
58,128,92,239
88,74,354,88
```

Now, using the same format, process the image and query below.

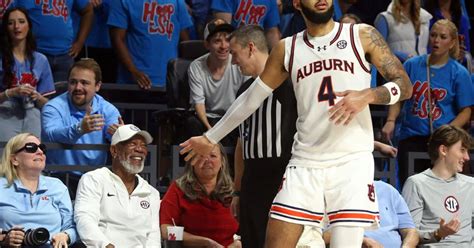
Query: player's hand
131,70,152,90
437,217,460,239
69,41,84,58
329,89,371,125
362,237,383,248
179,136,216,166
107,116,125,135
231,196,240,220
382,120,395,141
81,106,105,133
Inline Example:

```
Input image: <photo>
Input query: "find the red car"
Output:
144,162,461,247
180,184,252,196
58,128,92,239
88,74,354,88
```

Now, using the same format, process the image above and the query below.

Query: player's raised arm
360,24,412,103
180,40,288,164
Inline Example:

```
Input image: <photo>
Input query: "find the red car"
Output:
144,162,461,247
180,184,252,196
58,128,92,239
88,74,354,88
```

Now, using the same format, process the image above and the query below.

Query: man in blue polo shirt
12,0,94,82
42,59,121,167
108,0,193,89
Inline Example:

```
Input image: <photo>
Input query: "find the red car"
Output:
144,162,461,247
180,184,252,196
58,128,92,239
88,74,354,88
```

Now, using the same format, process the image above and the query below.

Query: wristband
382,82,401,105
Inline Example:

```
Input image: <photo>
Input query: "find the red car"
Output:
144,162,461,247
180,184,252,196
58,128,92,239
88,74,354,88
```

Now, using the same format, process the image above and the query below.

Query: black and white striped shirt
237,78,297,160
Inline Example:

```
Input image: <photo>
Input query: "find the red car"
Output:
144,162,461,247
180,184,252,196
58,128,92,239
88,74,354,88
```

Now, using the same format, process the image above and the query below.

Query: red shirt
160,182,239,246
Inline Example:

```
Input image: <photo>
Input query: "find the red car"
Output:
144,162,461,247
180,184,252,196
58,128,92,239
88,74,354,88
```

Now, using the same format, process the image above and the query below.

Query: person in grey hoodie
402,124,473,247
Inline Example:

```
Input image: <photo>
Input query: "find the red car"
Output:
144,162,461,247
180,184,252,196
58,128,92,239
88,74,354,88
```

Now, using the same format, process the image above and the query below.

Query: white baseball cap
111,124,153,145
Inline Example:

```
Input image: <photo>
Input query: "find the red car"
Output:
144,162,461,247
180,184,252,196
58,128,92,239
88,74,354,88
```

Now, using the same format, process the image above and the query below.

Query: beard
300,2,334,24
121,159,144,174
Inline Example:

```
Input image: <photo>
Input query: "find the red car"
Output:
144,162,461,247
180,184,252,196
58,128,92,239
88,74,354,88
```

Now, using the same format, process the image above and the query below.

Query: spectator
108,0,193,89
0,7,55,141
323,180,419,247
186,18,246,145
0,133,77,247
424,0,470,63
41,59,121,196
382,19,473,185
375,0,432,63
229,24,297,248
72,0,117,84
212,0,281,48
74,124,161,247
160,144,240,247
12,0,94,82
402,124,473,246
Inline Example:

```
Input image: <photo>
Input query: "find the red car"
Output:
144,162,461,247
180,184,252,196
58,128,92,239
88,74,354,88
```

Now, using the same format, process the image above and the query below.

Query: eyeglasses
15,143,47,154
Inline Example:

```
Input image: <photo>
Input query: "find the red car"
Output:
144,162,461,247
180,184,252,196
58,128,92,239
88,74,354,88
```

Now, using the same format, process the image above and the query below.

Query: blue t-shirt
399,55,473,140
41,92,121,166
72,0,111,48
12,0,90,55
0,176,78,245
211,0,279,29
107,0,193,87
0,52,55,96
364,181,415,247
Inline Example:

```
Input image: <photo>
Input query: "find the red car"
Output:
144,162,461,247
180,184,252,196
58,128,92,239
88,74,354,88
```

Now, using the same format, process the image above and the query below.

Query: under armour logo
317,45,326,52
391,87,398,96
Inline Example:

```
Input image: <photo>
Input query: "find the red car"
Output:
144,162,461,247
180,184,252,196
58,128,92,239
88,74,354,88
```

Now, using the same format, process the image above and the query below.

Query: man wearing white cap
74,124,161,247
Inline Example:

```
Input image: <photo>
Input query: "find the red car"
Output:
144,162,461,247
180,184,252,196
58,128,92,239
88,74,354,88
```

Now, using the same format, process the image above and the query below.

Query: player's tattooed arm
360,25,412,104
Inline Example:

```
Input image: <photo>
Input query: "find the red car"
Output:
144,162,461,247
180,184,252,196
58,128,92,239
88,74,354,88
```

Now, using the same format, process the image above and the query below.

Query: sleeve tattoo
363,26,412,103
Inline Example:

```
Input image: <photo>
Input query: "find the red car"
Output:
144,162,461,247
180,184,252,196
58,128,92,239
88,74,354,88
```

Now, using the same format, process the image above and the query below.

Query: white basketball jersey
284,22,374,164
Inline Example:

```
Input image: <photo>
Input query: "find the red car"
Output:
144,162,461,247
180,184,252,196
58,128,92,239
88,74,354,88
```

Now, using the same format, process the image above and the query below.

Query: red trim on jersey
349,24,371,73
288,34,297,77
329,22,343,45
303,30,314,49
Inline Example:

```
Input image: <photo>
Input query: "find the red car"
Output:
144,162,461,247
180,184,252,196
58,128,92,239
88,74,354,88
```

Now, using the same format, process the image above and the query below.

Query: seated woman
160,144,240,247
0,133,77,247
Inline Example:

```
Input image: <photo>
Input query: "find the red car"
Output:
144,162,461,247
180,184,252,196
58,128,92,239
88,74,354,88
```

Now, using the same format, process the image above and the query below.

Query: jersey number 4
318,76,336,106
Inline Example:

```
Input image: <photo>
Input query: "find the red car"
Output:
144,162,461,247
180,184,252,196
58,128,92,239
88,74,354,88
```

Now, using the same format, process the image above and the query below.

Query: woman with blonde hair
382,19,472,186
160,143,240,247
375,0,432,63
0,133,77,247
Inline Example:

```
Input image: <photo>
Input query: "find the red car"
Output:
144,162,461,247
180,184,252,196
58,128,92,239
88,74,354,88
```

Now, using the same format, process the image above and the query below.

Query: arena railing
0,142,158,188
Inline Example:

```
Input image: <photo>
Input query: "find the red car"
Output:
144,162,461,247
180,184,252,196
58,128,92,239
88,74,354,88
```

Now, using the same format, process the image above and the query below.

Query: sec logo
444,196,459,213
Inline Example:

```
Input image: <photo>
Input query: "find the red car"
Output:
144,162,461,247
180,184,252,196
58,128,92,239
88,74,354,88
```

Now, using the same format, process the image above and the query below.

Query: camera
23,228,50,246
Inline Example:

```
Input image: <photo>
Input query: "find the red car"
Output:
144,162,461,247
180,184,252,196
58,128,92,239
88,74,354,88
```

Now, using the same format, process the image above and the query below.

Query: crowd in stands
0,0,473,246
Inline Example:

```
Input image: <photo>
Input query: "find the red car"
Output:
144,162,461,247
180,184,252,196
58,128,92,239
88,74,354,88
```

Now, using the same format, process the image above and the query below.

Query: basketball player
180,0,413,247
